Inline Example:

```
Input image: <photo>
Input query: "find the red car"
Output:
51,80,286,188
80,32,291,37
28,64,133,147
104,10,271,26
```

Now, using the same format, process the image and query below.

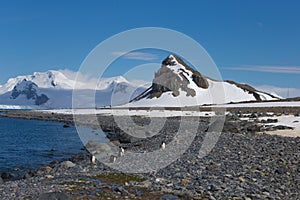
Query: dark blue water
0,117,85,174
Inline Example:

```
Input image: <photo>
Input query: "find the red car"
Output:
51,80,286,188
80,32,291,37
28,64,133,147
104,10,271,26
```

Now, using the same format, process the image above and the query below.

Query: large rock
149,55,208,98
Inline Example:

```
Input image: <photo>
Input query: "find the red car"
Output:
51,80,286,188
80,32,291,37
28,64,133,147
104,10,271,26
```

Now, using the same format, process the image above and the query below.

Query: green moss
91,173,146,184
60,178,97,193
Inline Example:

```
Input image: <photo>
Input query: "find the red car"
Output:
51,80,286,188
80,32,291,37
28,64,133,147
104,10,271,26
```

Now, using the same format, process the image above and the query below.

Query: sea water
0,117,85,174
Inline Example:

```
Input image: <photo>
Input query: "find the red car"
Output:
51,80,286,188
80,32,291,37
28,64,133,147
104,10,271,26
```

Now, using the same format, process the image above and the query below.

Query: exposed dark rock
274,125,293,130
225,80,279,101
35,94,49,105
171,54,209,89
132,54,209,100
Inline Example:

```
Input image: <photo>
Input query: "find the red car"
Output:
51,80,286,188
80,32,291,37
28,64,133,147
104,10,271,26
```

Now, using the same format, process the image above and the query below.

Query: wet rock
1,172,14,180
63,123,71,128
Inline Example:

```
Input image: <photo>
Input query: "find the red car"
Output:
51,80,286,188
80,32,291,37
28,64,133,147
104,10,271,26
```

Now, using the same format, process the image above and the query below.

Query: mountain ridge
0,70,146,108
0,56,283,108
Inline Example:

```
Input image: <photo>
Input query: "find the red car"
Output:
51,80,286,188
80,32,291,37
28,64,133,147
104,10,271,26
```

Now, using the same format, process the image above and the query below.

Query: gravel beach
0,109,299,199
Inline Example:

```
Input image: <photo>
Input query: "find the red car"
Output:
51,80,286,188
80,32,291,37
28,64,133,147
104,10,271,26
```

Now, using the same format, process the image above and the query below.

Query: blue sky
0,0,300,97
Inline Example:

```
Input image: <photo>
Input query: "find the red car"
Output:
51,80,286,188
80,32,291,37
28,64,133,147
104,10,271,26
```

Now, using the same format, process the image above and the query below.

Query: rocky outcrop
171,55,209,89
225,80,278,101
132,54,209,100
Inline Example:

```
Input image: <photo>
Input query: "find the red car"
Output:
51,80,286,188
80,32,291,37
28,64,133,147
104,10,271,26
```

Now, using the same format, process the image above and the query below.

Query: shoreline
0,108,299,199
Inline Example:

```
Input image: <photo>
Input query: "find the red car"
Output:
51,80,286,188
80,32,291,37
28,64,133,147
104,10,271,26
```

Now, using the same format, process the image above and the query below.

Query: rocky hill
130,55,280,107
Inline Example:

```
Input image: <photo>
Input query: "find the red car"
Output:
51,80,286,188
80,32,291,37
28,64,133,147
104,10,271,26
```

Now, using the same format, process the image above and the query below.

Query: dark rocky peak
162,55,178,66
152,54,209,97
131,54,210,101
163,54,209,88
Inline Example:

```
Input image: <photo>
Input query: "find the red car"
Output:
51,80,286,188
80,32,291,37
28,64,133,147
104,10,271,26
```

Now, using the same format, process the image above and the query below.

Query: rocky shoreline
0,109,299,199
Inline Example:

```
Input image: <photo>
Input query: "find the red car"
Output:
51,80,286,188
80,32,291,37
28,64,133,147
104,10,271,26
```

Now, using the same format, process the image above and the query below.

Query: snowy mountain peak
0,69,146,108
162,54,179,66
130,55,280,107
135,54,209,99
10,79,49,105
0,70,134,95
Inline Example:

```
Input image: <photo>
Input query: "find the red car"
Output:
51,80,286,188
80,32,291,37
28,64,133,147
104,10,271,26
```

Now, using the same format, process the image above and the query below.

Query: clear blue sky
0,0,300,96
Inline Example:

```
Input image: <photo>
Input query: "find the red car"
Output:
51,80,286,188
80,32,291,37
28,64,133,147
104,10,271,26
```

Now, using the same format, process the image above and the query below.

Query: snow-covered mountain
128,55,280,107
0,70,147,109
0,55,282,109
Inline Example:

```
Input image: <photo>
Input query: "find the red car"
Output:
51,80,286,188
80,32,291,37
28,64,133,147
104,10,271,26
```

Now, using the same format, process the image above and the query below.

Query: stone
45,175,54,179
206,165,219,171
181,179,190,185
60,161,76,168
155,178,165,183
236,176,245,182
41,166,52,173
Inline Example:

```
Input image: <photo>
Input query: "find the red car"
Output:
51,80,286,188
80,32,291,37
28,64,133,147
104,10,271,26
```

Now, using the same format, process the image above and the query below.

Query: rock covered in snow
10,79,49,105
130,54,280,107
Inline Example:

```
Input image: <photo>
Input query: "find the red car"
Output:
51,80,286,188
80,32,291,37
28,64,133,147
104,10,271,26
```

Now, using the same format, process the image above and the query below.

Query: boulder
59,161,76,168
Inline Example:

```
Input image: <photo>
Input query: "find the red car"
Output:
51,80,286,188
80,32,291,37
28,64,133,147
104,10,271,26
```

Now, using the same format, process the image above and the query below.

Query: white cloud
112,52,159,61
255,84,300,98
226,65,300,74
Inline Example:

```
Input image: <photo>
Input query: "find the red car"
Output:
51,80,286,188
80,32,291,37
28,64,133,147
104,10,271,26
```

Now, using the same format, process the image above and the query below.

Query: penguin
110,155,117,163
91,155,96,164
161,142,166,150
119,147,125,157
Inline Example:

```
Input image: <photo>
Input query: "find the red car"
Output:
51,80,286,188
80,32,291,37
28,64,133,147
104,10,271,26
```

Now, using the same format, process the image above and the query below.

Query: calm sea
0,117,85,174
